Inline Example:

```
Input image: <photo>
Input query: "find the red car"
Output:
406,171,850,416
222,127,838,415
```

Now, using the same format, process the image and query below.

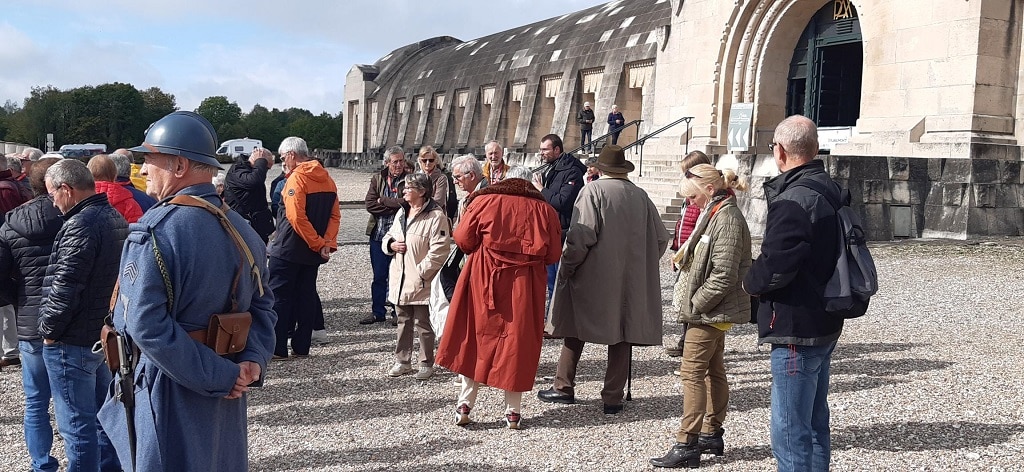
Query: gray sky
0,0,607,115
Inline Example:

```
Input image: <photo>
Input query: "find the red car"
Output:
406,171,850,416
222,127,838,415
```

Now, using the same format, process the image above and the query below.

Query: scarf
671,192,730,270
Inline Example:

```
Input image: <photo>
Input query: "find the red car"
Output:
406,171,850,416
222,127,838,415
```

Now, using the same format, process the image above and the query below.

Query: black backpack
443,170,458,220
794,180,878,319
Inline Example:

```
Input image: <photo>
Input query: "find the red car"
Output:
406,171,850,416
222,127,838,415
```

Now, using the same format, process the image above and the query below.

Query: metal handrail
622,116,693,177
565,119,643,155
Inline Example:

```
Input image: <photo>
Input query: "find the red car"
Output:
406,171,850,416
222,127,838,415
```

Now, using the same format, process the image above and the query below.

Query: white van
58,143,107,159
216,138,262,158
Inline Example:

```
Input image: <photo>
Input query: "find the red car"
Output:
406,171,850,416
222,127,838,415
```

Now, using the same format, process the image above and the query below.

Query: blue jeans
43,342,120,472
20,340,58,472
545,262,559,321
770,341,837,472
370,238,393,319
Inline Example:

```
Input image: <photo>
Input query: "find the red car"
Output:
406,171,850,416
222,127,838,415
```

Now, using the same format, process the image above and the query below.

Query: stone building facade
342,0,1024,239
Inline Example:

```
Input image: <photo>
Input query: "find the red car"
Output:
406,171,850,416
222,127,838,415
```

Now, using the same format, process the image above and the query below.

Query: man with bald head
744,115,842,472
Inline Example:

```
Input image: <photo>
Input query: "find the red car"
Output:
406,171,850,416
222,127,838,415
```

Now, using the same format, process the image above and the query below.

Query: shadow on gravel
250,394,452,426
252,438,483,471
527,393,684,428
0,415,22,426
534,357,680,382
832,421,1024,451
361,465,523,472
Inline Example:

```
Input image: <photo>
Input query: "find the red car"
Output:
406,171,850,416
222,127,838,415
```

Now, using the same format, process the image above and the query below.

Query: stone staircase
629,156,684,233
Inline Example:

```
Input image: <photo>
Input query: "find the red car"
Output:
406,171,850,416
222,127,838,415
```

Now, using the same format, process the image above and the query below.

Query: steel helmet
129,111,223,168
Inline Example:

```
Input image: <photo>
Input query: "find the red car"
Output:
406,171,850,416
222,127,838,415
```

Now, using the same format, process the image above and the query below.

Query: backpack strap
791,179,843,211
167,195,264,312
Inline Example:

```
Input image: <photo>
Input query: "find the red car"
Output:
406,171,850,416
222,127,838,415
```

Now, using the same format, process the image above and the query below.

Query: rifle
114,330,137,470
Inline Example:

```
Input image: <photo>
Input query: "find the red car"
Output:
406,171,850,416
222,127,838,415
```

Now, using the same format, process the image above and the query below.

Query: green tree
238,104,284,152
140,87,178,127
195,96,242,139
288,112,341,151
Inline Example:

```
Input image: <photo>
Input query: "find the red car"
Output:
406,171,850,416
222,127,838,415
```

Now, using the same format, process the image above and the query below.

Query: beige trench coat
549,178,670,345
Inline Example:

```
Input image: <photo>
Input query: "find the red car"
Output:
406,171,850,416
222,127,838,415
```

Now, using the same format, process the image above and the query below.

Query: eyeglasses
387,160,405,166
419,158,436,163
48,184,65,199
452,172,466,181
768,142,778,152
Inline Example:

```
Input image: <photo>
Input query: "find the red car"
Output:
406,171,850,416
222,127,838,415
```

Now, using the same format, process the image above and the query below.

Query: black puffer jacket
38,193,128,347
744,160,842,346
223,156,274,242
0,195,63,340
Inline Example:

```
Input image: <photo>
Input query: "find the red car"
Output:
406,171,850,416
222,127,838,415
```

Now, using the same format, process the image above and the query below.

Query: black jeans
580,129,593,152
269,256,320,356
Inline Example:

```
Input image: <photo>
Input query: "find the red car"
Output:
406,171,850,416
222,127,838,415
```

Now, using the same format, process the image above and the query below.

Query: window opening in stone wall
456,90,469,108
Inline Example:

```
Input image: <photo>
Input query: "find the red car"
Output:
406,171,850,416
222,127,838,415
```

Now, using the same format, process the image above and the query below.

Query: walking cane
626,344,633,401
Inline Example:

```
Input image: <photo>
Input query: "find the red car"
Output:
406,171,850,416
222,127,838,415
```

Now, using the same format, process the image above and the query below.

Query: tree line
0,83,342,156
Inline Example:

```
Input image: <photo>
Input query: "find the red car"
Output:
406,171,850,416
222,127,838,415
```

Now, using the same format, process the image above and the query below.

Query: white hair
506,166,531,180
278,136,309,157
212,172,226,186
451,154,482,177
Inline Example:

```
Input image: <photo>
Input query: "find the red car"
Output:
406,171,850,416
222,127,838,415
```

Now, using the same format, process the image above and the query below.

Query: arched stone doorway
786,1,863,127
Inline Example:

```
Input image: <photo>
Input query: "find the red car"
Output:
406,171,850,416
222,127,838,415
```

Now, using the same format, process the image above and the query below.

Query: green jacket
678,195,752,325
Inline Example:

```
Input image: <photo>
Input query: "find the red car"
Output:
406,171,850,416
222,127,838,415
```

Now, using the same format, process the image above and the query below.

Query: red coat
436,179,562,392
94,181,143,223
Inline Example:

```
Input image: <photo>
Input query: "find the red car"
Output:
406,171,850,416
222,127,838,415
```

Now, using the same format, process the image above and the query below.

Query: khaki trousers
395,305,435,366
553,337,631,406
676,324,729,443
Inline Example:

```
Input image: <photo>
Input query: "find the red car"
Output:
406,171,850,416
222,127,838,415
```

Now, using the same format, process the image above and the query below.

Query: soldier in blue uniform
98,111,276,471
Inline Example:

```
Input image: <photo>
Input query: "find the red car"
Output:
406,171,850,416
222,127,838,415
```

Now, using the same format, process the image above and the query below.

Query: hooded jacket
115,176,157,211
0,195,63,339
38,193,128,346
95,180,143,223
540,152,587,236
268,159,340,265
744,159,843,346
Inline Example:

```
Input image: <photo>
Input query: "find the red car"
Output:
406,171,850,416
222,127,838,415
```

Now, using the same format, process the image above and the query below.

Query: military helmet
129,111,223,169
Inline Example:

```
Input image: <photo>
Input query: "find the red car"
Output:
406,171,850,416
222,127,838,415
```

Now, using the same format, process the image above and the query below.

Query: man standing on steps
577,102,595,154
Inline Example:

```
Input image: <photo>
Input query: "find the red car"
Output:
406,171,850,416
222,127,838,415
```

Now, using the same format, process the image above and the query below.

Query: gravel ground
1,167,1022,471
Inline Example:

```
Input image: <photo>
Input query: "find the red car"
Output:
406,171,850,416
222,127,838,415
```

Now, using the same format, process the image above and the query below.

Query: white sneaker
388,363,413,377
311,330,329,345
414,366,435,380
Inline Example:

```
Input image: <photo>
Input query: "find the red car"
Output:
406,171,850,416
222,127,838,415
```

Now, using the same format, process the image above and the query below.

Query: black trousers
269,256,320,356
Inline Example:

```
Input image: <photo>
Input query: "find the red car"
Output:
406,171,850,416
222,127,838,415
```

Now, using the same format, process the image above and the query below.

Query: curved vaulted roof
363,0,671,101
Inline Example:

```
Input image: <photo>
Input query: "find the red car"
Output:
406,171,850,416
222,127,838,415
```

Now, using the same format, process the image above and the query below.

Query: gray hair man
449,154,487,225
363,145,409,325
267,136,340,357
482,141,509,184
19,148,44,178
108,151,156,211
40,159,127,470
744,114,843,471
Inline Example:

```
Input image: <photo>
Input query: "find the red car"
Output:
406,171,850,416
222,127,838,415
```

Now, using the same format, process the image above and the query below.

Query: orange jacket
270,160,340,265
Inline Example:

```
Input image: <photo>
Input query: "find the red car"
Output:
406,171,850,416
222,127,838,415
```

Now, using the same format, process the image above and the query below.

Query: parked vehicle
59,143,107,160
216,138,262,158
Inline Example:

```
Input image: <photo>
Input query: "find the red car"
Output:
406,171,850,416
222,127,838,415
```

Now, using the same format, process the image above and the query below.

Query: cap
583,101,591,107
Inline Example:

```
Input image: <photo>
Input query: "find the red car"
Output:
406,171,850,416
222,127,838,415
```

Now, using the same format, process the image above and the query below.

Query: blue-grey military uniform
98,184,276,471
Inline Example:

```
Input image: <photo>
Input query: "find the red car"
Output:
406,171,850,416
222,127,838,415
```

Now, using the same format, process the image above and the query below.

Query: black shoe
603,403,624,415
359,315,385,325
698,428,725,456
649,439,701,468
0,357,21,368
537,388,575,404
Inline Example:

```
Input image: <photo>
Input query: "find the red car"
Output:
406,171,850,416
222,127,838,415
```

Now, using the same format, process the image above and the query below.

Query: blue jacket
0,195,63,339
38,193,128,346
744,160,843,346
98,183,276,471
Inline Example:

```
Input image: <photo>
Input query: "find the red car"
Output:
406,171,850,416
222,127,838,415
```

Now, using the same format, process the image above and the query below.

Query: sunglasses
768,142,778,152
684,169,723,179
419,158,436,163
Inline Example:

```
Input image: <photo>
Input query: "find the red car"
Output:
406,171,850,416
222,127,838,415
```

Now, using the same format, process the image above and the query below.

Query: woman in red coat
88,155,143,223
436,168,562,430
